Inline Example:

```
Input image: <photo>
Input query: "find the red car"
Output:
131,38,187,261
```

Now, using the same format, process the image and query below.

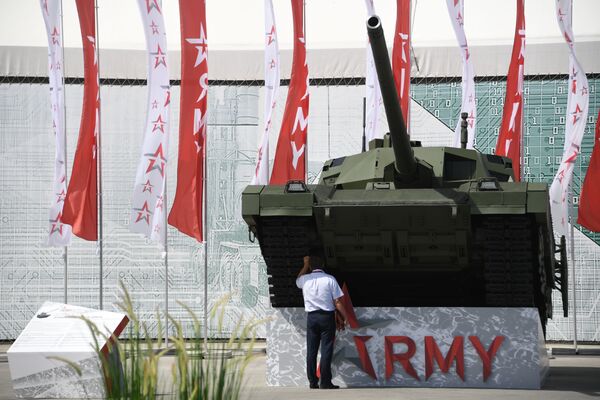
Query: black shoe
309,382,319,389
320,384,340,389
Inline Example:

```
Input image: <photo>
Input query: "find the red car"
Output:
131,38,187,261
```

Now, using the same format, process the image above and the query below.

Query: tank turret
366,15,416,180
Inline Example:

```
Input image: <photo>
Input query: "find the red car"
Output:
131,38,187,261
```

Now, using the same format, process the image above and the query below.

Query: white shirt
296,269,344,312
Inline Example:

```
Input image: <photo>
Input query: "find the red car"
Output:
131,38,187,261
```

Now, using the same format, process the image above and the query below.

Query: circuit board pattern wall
1,77,599,342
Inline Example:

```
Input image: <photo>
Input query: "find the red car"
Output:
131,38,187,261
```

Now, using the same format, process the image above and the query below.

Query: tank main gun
367,15,417,180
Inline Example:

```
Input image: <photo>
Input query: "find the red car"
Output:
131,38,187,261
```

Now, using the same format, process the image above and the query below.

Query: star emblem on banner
456,12,464,26
152,114,166,133
142,179,153,193
145,143,167,177
266,25,276,45
581,86,588,96
55,189,66,203
186,24,208,67
467,111,475,128
49,213,64,236
558,8,566,22
269,59,276,69
134,201,152,225
43,0,49,15
146,0,161,14
51,27,60,45
152,100,158,109
151,44,167,68
156,195,164,210
572,104,583,124
454,0,460,6
154,224,161,234
161,85,171,106
150,20,159,34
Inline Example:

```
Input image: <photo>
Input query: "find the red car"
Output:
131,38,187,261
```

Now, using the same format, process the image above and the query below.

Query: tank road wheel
258,217,314,307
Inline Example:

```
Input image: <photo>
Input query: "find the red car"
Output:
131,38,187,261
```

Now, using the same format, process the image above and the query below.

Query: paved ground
1,352,599,399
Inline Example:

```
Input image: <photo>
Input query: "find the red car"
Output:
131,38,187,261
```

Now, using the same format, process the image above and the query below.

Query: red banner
577,110,600,232
495,0,525,181
62,0,99,241
392,0,411,130
270,0,309,184
168,0,207,242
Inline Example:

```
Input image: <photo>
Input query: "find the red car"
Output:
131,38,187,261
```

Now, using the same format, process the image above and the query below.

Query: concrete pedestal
266,307,548,389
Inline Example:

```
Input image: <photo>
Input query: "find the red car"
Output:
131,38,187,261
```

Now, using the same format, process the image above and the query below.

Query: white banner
130,0,171,246
446,0,476,149
550,0,589,237
41,0,72,247
252,0,280,185
364,0,382,143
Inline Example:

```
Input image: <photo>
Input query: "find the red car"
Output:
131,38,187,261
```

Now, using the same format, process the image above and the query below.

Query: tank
242,15,568,332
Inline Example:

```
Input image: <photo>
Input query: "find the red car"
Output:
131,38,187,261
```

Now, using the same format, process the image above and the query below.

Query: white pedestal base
266,307,548,389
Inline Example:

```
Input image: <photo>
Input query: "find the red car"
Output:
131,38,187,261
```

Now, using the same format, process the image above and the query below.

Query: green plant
79,282,260,400
170,294,261,400
82,281,167,399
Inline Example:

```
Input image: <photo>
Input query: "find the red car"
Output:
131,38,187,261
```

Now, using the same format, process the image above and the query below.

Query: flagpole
569,186,578,354
95,0,104,310
303,0,308,183
164,176,169,346
203,132,208,343
60,0,68,304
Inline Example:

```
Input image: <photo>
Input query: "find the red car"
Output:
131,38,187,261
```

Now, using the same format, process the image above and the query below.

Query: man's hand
335,310,346,331
297,256,312,279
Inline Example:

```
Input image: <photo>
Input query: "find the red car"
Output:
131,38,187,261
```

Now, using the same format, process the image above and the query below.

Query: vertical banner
130,0,170,246
168,0,207,242
62,0,99,241
364,0,382,143
446,0,476,149
392,0,411,131
550,0,590,237
41,0,72,246
251,0,280,185
495,0,525,182
270,0,309,184
577,110,600,232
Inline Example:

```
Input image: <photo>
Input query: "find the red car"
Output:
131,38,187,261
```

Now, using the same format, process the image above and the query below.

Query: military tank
242,15,568,332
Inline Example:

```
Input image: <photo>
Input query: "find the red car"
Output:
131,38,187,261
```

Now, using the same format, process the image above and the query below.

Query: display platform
7,302,128,398
266,307,548,389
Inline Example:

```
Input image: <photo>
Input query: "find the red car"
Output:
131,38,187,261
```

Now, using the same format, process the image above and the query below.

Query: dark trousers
306,310,336,386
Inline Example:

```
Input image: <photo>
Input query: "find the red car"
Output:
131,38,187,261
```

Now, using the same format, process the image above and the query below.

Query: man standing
296,254,347,389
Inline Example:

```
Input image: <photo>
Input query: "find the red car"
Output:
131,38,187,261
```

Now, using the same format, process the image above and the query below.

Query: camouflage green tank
242,15,568,333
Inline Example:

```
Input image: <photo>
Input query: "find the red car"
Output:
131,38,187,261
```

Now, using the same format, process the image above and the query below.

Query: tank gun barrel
367,15,416,178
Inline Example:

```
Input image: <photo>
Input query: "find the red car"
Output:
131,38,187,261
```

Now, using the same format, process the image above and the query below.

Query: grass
76,282,259,399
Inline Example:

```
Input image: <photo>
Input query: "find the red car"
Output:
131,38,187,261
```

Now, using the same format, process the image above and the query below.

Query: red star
456,12,464,26
572,104,582,124
269,59,276,69
467,111,475,128
49,212,64,236
153,225,161,234
56,189,66,203
581,86,588,96
558,8,567,22
185,25,208,67
454,0,460,6
152,114,166,133
51,27,60,45
156,195,164,210
152,100,158,109
142,179,153,193
152,44,167,68
145,143,167,177
150,20,159,34
164,88,171,107
146,0,161,14
134,201,152,225
266,25,276,45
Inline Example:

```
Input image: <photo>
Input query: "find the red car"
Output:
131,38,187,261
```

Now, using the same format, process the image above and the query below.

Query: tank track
258,217,311,307
477,215,537,308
